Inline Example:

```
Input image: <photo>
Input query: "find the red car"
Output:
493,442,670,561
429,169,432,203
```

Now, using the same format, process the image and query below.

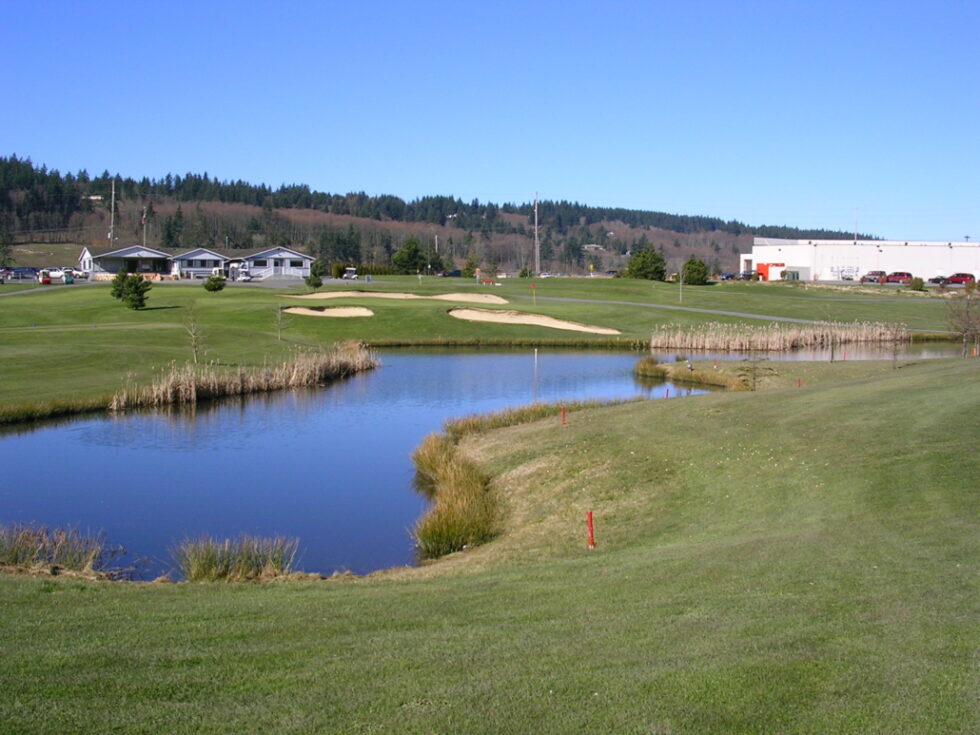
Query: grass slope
0,358,976,733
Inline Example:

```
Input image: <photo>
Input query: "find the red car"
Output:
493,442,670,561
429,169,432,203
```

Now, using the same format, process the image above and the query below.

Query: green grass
0,277,957,421
1,358,976,733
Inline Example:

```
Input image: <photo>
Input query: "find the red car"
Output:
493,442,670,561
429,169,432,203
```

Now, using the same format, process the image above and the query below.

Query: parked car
885,271,913,283
928,275,951,285
47,267,64,279
860,270,887,283
11,267,38,280
948,272,975,284
737,270,756,280
719,272,736,280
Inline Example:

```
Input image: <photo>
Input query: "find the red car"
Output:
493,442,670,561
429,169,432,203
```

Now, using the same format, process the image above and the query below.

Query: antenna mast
533,193,540,275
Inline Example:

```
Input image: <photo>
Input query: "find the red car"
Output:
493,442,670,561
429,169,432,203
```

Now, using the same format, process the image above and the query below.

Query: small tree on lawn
122,276,151,310
461,254,479,279
305,272,322,291
203,275,226,292
110,267,131,299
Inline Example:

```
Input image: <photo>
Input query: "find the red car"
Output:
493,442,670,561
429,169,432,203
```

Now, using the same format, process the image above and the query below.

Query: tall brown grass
649,321,910,352
0,523,112,575
170,535,299,582
413,398,637,559
109,341,377,410
412,443,497,560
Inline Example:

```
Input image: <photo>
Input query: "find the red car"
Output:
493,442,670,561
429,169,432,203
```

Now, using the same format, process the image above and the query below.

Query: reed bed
633,356,747,391
649,321,910,352
171,535,299,582
109,341,377,410
414,398,637,558
0,523,111,575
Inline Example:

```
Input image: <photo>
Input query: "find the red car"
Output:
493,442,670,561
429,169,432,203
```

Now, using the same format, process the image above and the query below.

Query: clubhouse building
78,245,313,281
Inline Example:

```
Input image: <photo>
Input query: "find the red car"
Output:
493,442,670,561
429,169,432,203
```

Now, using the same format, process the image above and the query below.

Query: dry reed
649,321,910,352
171,535,299,582
0,523,111,575
109,341,377,410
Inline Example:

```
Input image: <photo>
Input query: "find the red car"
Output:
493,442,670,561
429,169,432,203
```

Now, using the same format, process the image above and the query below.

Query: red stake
797,377,802,388
561,405,566,425
586,511,595,549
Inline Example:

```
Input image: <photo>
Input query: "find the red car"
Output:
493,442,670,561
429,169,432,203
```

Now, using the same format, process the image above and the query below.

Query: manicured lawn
0,357,976,733
0,277,955,415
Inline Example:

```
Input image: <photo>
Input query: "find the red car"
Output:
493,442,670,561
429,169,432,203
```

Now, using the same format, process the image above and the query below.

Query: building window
253,260,267,267
290,260,303,268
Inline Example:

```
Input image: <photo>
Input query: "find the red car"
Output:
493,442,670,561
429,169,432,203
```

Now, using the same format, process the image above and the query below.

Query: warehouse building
740,238,979,282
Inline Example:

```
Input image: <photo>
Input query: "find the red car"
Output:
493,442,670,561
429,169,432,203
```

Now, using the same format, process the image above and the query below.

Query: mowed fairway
0,276,955,414
0,278,976,733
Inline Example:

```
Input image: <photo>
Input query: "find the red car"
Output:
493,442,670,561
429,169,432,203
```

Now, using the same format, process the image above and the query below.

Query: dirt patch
287,291,508,305
448,308,621,335
282,306,374,318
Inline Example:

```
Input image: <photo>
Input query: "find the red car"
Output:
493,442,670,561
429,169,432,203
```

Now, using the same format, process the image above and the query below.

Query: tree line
0,154,875,243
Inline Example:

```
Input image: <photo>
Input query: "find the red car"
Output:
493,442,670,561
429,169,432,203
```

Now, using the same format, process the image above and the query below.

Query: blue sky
2,0,977,240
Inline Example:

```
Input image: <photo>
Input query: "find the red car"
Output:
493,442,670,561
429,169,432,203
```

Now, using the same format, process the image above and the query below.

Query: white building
740,238,980,282
78,245,313,281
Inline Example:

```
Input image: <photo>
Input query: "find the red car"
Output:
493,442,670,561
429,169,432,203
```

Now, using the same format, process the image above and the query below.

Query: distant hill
0,154,872,274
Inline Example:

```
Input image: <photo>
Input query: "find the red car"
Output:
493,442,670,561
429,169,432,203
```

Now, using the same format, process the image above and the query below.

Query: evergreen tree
626,247,666,280
391,238,426,273
682,256,709,285
121,275,151,309
109,267,131,299
461,254,479,279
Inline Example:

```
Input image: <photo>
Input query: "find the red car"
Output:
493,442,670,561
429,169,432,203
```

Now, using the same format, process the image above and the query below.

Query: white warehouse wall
740,239,980,281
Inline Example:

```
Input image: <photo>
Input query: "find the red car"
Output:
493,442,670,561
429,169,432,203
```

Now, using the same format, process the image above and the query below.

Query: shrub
203,275,226,292
122,275,152,309
908,277,925,291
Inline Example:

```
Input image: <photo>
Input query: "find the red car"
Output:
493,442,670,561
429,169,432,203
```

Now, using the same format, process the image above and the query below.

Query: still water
0,351,692,578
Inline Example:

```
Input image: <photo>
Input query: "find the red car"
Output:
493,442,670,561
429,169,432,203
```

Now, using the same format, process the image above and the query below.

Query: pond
0,350,697,579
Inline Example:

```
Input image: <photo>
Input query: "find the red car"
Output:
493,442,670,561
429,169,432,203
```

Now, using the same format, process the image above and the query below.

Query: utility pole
142,205,147,248
533,193,540,275
109,178,116,245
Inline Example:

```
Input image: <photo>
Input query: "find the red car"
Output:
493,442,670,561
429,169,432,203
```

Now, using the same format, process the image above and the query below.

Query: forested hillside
0,155,871,274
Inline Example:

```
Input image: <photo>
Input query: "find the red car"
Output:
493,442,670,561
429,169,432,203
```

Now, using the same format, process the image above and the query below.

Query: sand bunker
448,308,621,335
287,291,508,305
282,306,374,318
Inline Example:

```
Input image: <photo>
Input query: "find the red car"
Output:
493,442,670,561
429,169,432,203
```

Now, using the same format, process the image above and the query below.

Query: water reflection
0,350,690,578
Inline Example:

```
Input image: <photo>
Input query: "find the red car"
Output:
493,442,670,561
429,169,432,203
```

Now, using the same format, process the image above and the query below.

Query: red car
885,271,913,283
948,272,975,284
